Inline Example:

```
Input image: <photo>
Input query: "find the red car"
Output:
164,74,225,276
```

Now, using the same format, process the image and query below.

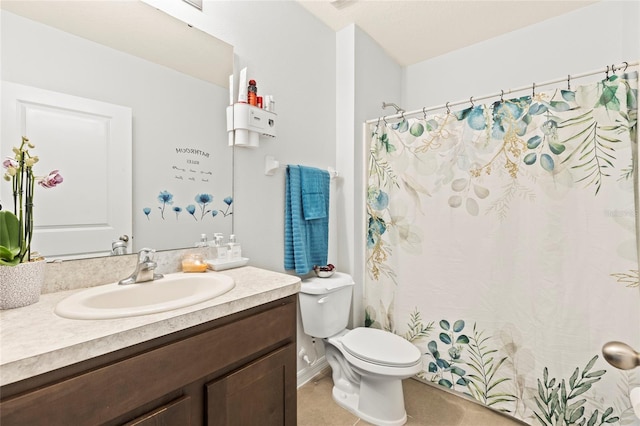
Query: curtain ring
446,102,451,114
375,116,381,133
469,96,474,108
400,110,405,121
605,65,610,80
500,89,504,103
422,107,428,120
567,74,571,91
532,82,536,97
612,64,616,75
383,115,389,126
623,61,629,72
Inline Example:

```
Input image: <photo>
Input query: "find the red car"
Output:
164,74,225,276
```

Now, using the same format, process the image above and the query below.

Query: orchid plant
1,137,63,266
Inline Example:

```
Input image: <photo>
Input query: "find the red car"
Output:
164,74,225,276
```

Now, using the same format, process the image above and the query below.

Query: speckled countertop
0,266,300,387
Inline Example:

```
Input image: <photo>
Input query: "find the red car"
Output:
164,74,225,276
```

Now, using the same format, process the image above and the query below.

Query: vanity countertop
0,266,300,387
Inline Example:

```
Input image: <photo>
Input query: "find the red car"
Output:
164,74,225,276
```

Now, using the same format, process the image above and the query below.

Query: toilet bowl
299,273,422,426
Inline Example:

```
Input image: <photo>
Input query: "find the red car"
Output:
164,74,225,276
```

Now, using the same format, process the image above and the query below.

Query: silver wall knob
602,341,640,370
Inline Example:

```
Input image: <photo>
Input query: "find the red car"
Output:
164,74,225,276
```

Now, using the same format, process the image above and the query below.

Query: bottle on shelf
248,79,257,106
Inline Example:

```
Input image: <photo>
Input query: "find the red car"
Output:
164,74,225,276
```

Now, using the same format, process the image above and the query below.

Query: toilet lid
341,328,421,367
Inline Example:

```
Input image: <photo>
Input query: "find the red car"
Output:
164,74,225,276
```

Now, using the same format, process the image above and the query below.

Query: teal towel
284,165,330,274
301,166,329,220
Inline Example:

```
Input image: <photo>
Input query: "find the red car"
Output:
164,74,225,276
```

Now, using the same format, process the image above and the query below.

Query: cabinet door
123,396,191,426
206,344,296,426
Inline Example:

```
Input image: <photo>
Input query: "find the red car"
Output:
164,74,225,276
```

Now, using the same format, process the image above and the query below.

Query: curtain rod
366,60,639,124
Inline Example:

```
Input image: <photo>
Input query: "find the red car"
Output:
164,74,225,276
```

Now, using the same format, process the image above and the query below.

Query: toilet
299,272,422,426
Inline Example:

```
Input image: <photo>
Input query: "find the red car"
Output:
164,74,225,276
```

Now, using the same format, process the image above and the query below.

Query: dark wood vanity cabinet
0,295,297,426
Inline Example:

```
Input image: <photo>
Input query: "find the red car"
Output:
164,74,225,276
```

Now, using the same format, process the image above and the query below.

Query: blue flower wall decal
173,206,182,220
186,204,197,220
221,196,233,217
195,193,213,220
143,207,151,220
157,190,174,220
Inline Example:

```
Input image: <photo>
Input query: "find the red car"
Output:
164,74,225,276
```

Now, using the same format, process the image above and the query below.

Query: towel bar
264,155,338,179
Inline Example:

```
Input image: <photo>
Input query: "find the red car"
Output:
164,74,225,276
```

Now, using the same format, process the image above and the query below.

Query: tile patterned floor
297,369,528,426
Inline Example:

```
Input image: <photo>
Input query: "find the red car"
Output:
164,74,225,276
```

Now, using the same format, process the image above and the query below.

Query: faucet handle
138,248,156,262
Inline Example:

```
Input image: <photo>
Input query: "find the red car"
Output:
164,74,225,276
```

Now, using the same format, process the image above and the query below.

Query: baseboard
296,356,328,388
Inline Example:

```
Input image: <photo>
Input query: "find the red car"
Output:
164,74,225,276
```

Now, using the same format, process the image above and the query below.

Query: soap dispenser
195,233,208,248
212,233,229,260
227,234,242,260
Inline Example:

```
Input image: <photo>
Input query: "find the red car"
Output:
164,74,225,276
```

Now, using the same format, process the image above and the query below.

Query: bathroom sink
55,272,235,320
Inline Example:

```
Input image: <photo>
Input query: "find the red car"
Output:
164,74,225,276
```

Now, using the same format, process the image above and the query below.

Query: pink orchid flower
2,157,18,169
38,170,63,188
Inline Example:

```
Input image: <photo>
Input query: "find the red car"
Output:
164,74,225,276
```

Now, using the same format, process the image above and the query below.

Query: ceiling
298,0,599,66
1,0,233,87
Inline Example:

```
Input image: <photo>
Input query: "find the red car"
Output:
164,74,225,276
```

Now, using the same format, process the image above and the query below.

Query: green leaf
571,384,592,398
453,320,465,332
599,85,619,109
549,141,566,155
569,367,579,389
427,340,438,355
562,90,576,102
438,379,453,388
0,210,21,265
436,358,450,369
456,335,469,344
529,103,548,115
451,366,466,376
569,406,585,423
456,377,468,386
410,122,424,137
584,370,605,378
537,379,547,402
527,135,542,149
583,356,598,375
428,362,437,373
540,153,555,171
550,101,571,111
394,119,409,132
439,320,450,330
604,417,619,423
439,332,452,344
524,152,537,165
586,410,598,426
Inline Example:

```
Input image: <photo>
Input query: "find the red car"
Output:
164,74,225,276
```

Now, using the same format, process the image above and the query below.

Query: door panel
1,81,132,259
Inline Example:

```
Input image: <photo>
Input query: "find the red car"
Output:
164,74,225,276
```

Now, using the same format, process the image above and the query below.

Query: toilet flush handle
317,296,328,304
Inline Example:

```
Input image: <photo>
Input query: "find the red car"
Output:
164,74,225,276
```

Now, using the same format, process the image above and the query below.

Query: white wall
403,0,640,112
196,1,337,273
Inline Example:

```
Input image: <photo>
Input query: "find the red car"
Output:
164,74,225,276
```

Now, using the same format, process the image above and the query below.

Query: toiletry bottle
195,233,208,247
227,234,242,260
248,80,257,106
213,233,229,260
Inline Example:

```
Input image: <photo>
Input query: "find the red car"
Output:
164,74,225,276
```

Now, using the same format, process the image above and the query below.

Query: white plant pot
0,260,46,309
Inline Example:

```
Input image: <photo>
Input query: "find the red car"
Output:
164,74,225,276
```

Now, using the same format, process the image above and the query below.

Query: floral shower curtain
366,71,639,425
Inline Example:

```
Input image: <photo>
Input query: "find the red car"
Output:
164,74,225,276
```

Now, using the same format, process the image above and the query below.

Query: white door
1,81,132,259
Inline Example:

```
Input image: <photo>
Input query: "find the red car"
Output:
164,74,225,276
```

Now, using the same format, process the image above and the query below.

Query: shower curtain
365,72,639,425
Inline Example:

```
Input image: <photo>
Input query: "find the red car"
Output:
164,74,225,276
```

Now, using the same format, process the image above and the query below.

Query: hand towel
284,165,330,274
301,166,329,220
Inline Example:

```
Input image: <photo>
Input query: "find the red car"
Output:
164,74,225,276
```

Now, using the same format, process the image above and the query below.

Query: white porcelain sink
55,272,235,320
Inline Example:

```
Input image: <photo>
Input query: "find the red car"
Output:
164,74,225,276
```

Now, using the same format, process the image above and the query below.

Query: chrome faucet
118,248,164,285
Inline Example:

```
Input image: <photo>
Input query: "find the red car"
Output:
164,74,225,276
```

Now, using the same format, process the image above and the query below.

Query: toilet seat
341,327,421,368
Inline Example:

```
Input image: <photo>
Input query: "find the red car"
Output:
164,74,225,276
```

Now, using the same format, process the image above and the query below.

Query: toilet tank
299,272,355,338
